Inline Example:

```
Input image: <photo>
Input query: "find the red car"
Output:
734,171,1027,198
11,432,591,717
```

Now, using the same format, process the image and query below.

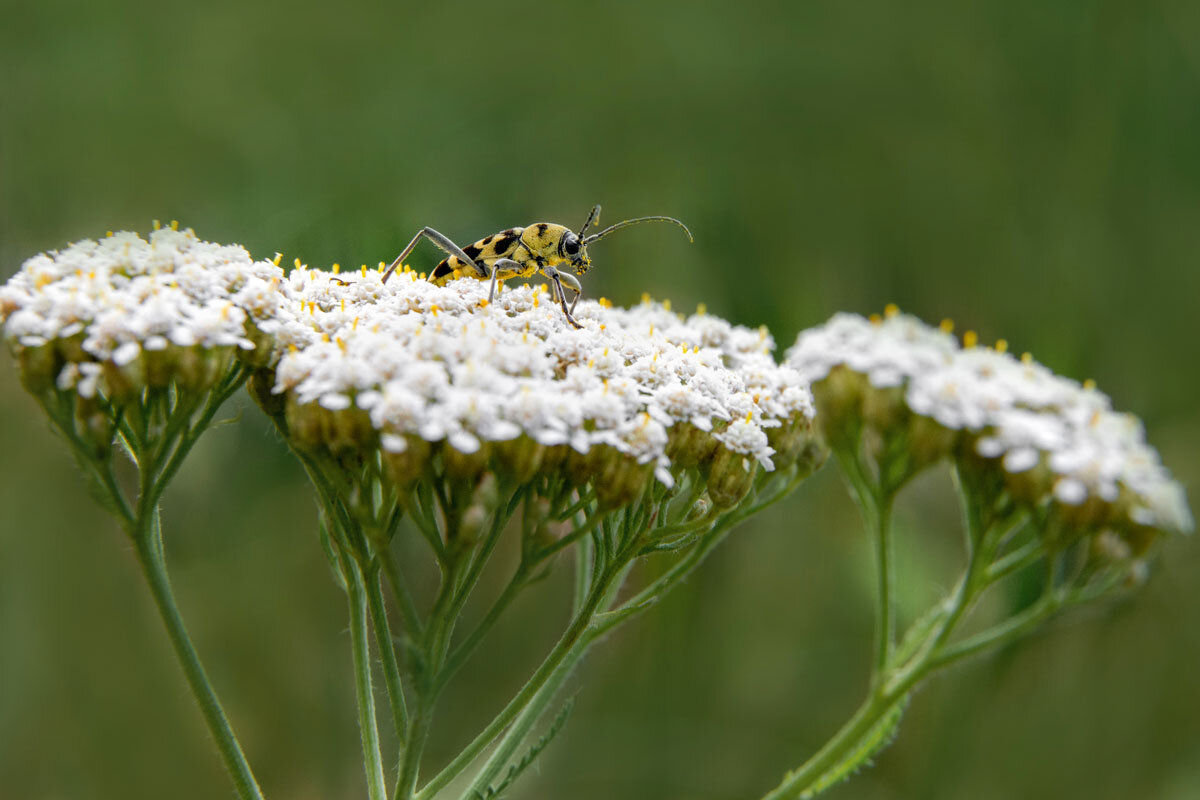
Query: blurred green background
2,0,1198,797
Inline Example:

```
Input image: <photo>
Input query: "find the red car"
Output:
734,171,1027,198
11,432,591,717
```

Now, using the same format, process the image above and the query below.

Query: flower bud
766,415,816,472
473,473,500,510
667,423,719,469
862,384,907,435
240,321,275,368
101,356,145,405
707,445,758,508
792,437,829,482
382,434,431,490
1002,459,1054,509
541,444,569,473
74,395,113,458
564,446,597,489
593,448,652,510
55,331,87,364
1052,489,1113,533
443,441,491,483
524,497,558,552
143,345,176,389
906,415,957,471
458,503,489,546
322,406,374,454
248,368,286,422
1090,529,1132,565
15,343,59,395
811,366,867,449
493,436,544,484
177,345,234,393
285,395,324,450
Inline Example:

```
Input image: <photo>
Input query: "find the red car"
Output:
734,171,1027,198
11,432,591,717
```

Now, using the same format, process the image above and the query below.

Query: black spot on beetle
463,244,482,260
481,235,493,245
536,223,548,237
491,233,517,254
431,260,453,278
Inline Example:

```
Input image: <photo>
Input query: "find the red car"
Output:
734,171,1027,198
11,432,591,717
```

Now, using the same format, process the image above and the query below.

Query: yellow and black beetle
381,205,692,328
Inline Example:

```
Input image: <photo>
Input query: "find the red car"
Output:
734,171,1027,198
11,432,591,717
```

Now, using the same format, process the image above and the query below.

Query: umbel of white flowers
786,309,1192,564
251,252,820,507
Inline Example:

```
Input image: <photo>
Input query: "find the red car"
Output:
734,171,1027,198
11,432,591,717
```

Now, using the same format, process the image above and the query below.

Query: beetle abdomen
429,227,525,286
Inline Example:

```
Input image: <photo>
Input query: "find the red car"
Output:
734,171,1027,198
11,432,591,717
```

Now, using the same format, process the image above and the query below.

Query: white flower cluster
787,311,1192,535
1,227,282,396
265,266,813,485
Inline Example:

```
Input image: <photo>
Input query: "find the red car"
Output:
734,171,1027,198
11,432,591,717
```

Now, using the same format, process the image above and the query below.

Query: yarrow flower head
1,226,283,463
1,225,282,401
786,307,1192,561
250,264,821,510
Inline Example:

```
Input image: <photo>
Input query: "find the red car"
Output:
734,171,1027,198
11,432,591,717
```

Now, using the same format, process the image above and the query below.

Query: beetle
381,205,692,328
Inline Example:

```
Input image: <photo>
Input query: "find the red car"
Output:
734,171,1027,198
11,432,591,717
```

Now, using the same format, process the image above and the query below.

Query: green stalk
415,570,614,800
132,512,264,800
148,367,247,508
758,681,909,800
381,546,425,637
872,490,895,672
438,564,528,688
572,536,593,616
396,561,462,800
347,560,388,800
927,591,1060,673
461,626,600,800
365,563,410,754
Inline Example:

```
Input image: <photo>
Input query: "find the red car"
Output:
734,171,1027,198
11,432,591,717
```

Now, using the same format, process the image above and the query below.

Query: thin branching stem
364,561,410,753
132,508,264,800
430,564,619,800
438,563,528,689
342,555,388,800
381,543,425,637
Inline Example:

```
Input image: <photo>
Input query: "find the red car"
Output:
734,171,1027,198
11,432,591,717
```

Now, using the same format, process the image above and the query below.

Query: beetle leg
542,266,583,329
556,272,583,314
383,227,487,283
488,258,524,303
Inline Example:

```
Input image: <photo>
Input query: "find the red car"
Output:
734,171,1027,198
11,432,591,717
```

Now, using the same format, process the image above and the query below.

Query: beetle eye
563,235,580,256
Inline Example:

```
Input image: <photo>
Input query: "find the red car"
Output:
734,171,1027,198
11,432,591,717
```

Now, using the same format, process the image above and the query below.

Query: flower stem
438,563,528,688
365,563,410,753
415,566,615,800
381,546,424,637
758,683,908,800
132,512,264,800
346,559,388,800
461,629,598,800
873,490,895,673
148,367,248,508
456,568,617,800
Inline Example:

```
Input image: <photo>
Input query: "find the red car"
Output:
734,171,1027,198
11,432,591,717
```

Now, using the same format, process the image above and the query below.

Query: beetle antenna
578,204,601,238
582,215,694,246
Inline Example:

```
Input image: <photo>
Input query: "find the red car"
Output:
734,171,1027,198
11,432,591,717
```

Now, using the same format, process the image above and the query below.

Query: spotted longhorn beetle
381,205,692,328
